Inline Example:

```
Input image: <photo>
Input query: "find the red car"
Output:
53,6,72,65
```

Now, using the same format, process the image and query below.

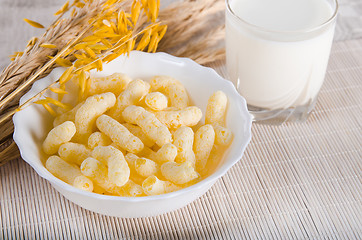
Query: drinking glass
225,0,338,124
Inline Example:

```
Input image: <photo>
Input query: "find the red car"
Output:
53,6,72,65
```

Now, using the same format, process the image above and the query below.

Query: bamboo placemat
1,38,361,239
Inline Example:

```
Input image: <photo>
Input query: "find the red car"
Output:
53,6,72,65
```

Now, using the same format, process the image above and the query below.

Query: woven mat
1,0,362,238
1,38,361,239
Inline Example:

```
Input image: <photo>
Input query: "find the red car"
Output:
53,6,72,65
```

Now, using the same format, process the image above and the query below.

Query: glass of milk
225,0,338,124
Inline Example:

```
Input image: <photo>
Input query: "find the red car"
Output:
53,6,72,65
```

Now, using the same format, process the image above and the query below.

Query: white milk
226,0,336,110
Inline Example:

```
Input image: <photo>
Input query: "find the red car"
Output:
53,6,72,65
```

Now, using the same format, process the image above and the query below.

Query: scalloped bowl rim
13,51,252,203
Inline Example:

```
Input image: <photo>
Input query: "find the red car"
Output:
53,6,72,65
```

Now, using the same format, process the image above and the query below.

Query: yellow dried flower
23,18,45,28
100,39,112,48
131,1,141,25
136,28,152,51
158,25,167,39
50,87,68,95
54,0,70,16
78,70,87,95
84,46,97,58
21,0,168,119
9,52,23,61
27,37,38,47
42,103,57,116
148,33,158,53
55,57,73,67
59,65,75,84
44,97,72,110
89,44,108,51
75,2,85,8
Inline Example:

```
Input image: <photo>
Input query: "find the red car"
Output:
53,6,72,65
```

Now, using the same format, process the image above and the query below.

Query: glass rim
225,0,339,34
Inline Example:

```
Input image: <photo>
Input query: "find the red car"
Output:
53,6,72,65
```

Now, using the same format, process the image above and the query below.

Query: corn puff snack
122,105,172,147
122,123,155,148
75,92,116,134
150,75,189,109
213,124,233,146
148,143,177,164
135,157,160,178
43,73,233,197
87,131,112,149
92,146,130,187
46,155,93,192
125,153,146,185
80,157,124,195
144,92,168,111
43,121,76,155
161,162,199,185
96,114,144,153
205,91,233,146
154,106,202,129
88,73,132,96
142,176,180,196
194,125,215,171
205,91,227,125
58,142,91,166
53,102,83,127
173,126,196,166
121,180,144,197
108,79,150,121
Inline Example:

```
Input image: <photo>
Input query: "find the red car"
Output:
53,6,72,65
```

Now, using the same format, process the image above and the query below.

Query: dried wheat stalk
0,0,225,166
158,0,225,62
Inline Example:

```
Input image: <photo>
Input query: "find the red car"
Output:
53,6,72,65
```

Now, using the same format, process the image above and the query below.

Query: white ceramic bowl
13,51,252,218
